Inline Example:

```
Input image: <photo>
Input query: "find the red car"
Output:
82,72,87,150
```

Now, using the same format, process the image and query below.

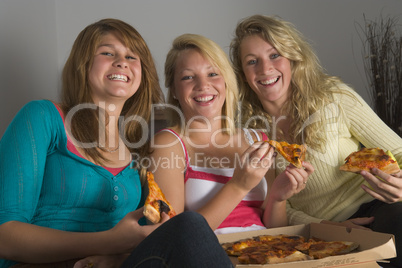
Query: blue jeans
349,200,402,267
121,211,234,268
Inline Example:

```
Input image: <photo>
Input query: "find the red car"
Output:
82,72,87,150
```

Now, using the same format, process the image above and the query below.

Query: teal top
0,100,142,267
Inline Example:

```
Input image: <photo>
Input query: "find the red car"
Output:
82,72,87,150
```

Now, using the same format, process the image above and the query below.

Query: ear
170,88,178,100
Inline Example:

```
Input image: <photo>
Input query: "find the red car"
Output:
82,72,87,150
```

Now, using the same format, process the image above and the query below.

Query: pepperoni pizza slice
268,140,307,168
340,147,400,174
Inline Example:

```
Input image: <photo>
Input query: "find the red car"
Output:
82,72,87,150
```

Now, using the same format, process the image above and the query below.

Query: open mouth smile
107,74,129,82
260,76,280,86
194,95,216,103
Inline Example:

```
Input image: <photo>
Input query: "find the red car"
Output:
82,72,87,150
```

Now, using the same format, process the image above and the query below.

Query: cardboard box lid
217,223,396,268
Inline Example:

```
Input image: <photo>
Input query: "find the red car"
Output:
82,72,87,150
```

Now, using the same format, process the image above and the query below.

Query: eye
208,72,219,77
101,52,113,56
270,53,280,59
247,59,257,65
181,75,193,81
126,54,138,60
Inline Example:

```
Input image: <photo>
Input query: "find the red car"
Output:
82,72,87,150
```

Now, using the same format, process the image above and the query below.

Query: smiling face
173,48,226,122
88,33,142,105
240,35,292,114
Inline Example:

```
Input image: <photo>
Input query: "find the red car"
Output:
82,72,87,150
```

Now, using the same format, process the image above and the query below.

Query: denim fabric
349,200,402,267
121,211,233,268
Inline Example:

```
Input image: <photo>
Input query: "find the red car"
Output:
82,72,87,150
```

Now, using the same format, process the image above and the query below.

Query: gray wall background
1,0,401,137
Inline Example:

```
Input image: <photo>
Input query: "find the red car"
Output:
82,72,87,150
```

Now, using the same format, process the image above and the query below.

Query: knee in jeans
175,211,206,225
170,211,211,237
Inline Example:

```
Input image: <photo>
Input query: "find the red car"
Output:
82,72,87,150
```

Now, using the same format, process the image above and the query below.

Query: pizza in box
221,234,359,264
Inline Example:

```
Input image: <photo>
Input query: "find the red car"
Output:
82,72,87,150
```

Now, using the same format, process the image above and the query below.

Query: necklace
98,144,120,153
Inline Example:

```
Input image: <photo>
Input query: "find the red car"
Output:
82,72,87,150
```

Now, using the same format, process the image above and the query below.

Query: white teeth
260,77,279,85
195,96,214,102
108,74,128,82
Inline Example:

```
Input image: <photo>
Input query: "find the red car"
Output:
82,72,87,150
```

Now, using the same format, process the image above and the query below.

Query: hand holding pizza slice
143,171,176,224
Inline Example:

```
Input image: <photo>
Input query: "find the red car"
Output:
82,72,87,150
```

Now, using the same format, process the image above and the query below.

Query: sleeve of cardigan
286,84,402,225
0,100,56,225
339,85,402,166
286,200,323,225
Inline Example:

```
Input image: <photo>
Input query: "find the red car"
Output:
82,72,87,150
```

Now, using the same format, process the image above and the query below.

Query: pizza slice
254,234,306,245
268,140,307,168
223,234,312,264
294,237,324,252
238,248,312,264
221,238,264,256
143,171,176,224
222,234,306,257
340,147,400,174
307,240,359,259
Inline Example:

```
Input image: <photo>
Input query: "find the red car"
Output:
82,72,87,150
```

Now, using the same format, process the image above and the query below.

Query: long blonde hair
61,18,163,165
164,33,238,135
230,14,347,150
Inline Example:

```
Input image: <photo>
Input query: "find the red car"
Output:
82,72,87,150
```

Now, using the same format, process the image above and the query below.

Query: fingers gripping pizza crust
221,234,359,265
143,171,176,224
340,148,400,174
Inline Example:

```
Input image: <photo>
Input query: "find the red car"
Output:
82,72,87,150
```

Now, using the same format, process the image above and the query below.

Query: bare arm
149,131,187,214
263,161,314,228
198,142,274,230
151,133,274,231
0,221,113,263
0,209,164,264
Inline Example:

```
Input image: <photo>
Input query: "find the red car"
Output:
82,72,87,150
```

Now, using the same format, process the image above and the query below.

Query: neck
185,116,222,134
260,89,291,118
183,117,226,146
262,100,285,118
96,100,124,117
96,99,125,143
99,127,120,151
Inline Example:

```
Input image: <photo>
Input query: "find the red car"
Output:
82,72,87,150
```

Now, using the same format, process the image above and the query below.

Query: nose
260,59,273,74
113,56,128,68
195,76,210,90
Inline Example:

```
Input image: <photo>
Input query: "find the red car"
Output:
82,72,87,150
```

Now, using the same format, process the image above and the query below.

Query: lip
107,73,131,82
193,94,216,104
259,76,280,86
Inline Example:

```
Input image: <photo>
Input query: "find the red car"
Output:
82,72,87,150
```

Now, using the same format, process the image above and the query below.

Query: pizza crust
238,249,312,264
269,250,313,264
340,162,400,174
308,241,359,259
143,203,161,224
378,162,400,174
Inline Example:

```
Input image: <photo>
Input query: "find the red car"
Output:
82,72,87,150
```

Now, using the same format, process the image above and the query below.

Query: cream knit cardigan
274,84,402,225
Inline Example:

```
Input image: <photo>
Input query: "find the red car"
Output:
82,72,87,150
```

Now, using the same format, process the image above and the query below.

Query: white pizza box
217,223,396,268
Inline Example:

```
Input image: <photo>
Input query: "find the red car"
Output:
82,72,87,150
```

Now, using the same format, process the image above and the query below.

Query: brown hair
61,18,163,165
